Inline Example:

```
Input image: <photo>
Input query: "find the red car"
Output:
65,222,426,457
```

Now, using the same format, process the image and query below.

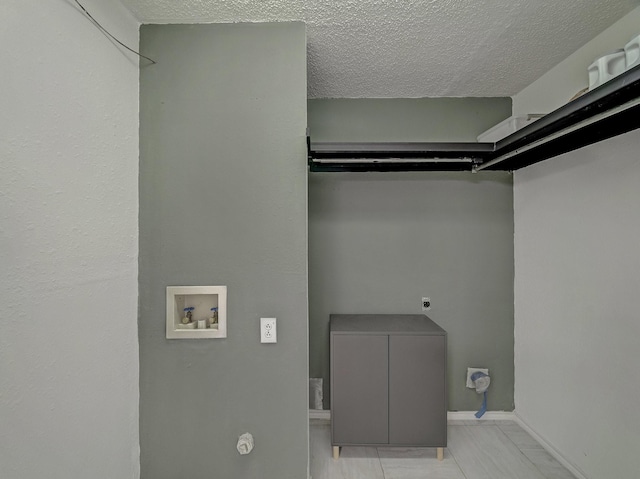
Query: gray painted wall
308,98,512,142
1,2,140,477
308,99,514,411
139,23,308,479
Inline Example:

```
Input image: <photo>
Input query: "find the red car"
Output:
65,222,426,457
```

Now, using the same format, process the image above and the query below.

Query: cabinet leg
436,447,444,461
332,446,340,460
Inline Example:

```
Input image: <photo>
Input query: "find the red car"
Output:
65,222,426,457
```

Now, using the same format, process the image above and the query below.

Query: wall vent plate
466,367,489,388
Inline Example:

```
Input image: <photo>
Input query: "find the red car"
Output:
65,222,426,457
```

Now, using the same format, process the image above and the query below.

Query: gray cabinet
330,314,447,458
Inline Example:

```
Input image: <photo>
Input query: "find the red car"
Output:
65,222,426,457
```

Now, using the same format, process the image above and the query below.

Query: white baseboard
447,410,515,421
309,409,330,421
309,410,515,422
514,412,588,479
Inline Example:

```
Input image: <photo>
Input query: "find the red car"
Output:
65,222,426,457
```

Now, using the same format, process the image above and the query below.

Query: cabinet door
331,334,388,445
388,335,446,446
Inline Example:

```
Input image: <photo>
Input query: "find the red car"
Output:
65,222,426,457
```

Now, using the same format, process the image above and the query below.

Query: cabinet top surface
330,314,446,335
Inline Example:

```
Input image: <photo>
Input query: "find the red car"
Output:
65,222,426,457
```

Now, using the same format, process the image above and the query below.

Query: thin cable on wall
74,0,156,64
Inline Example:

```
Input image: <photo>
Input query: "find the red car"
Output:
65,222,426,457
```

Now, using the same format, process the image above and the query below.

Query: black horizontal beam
495,64,640,155
307,64,640,172
309,160,477,172
310,141,494,159
308,141,493,171
482,63,640,170
482,100,640,171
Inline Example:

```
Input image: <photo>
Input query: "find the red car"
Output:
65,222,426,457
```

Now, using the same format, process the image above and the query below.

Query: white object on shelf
625,35,640,71
588,50,626,91
477,114,545,143
166,285,227,339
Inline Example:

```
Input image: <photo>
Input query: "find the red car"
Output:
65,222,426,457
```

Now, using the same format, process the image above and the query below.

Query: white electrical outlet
422,297,431,311
260,317,277,343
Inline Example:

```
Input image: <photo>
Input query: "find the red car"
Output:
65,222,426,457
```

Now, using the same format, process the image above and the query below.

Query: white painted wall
0,1,140,478
513,5,640,116
514,131,640,479
513,10,640,478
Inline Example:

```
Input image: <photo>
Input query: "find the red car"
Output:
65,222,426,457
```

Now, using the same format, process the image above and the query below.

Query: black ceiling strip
309,161,476,173
309,142,494,160
311,142,495,152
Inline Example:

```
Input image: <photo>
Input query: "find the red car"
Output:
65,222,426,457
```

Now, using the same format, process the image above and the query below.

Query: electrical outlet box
422,297,431,311
260,317,277,343
466,367,489,388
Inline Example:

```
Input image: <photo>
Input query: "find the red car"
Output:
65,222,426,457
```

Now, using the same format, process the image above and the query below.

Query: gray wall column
139,23,308,479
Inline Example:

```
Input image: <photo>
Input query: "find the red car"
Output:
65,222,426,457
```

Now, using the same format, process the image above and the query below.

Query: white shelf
166,286,227,339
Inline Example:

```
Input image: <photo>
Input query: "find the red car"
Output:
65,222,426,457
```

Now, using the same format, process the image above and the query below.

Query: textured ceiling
120,0,638,98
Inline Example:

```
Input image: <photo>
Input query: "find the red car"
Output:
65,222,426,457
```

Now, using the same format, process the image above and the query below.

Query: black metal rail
307,64,640,172
308,140,493,172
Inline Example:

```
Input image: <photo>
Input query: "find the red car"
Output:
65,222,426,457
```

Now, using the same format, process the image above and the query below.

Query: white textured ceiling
120,0,638,98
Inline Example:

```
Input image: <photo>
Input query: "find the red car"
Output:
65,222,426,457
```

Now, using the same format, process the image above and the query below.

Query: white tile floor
310,420,576,479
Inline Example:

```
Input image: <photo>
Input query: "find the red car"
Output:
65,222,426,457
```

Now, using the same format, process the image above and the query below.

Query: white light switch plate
260,317,277,343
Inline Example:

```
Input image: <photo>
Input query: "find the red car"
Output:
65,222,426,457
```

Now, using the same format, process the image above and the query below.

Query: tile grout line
447,424,474,479
496,423,551,479
374,447,387,479
447,445,471,479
